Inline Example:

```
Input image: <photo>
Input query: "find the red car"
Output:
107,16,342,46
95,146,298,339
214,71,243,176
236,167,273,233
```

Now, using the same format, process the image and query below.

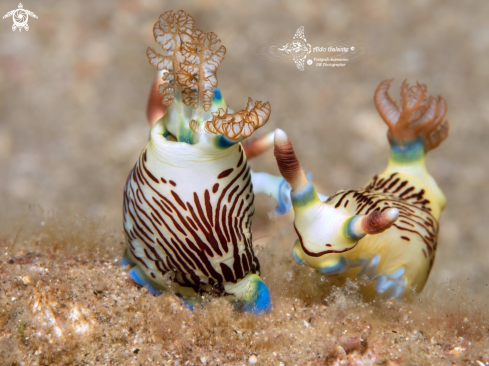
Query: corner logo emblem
3,3,38,32
278,26,312,71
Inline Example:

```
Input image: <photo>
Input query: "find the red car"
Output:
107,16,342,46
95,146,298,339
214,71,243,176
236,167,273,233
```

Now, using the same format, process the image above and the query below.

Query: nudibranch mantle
123,121,261,300
122,10,283,313
275,80,449,299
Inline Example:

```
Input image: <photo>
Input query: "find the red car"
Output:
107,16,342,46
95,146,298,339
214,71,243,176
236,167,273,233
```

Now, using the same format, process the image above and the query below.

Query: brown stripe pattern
327,172,439,266
123,148,259,295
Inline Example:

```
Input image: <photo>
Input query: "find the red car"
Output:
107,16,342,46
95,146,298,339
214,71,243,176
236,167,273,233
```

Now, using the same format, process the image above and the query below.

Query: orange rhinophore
375,79,449,150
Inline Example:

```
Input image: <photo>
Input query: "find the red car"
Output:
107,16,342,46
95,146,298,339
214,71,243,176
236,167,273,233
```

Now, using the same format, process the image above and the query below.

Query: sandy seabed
0,212,488,366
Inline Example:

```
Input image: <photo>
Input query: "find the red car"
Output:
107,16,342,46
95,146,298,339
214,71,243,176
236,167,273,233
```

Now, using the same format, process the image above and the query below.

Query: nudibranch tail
374,79,449,151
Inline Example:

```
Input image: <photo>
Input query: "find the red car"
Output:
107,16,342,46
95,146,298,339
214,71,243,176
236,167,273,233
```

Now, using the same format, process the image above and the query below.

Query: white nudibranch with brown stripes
122,10,291,313
274,80,449,299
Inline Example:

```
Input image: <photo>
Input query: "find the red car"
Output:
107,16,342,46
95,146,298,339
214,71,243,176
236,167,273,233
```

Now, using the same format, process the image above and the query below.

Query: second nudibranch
274,80,448,299
122,10,289,313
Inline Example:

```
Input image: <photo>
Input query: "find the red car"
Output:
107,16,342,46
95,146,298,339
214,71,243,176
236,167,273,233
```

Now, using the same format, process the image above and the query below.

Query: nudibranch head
146,10,271,143
273,129,399,254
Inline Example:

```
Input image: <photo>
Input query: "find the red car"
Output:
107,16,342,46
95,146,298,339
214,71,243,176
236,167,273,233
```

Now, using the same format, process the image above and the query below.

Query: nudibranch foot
231,273,271,314
250,171,292,216
179,297,195,310
356,254,381,278
121,249,134,267
172,273,271,314
127,265,166,296
292,240,350,275
374,268,407,299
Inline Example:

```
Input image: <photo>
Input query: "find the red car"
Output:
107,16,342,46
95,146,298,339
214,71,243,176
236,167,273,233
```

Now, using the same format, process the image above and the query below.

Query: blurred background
1,0,488,290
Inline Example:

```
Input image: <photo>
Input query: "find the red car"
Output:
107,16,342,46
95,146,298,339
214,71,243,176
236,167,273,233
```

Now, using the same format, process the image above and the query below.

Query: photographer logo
259,26,363,71
3,3,38,32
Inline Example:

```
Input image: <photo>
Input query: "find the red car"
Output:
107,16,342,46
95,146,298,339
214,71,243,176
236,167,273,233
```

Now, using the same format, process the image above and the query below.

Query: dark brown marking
142,160,159,183
241,253,250,273
171,190,187,211
294,224,357,257
214,164,249,253
228,185,239,203
130,250,149,269
400,236,411,241
204,190,214,227
169,180,176,187
391,180,407,194
237,152,244,168
384,178,400,192
222,205,230,243
399,219,415,227
377,173,397,189
212,183,219,193
160,177,167,184
335,190,355,208
186,216,198,231
218,168,234,179
220,262,235,282
399,187,415,198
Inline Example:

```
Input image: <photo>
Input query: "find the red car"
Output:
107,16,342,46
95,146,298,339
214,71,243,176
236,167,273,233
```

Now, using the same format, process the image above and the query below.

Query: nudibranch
274,80,449,299
122,10,291,313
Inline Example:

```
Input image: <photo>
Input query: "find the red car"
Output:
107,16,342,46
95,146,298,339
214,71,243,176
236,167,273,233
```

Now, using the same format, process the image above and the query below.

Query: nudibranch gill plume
122,10,281,313
274,80,448,299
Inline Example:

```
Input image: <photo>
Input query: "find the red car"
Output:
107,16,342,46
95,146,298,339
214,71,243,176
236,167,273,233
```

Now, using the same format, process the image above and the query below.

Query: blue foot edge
318,256,349,274
274,178,292,216
292,248,304,265
243,280,271,314
176,294,195,310
121,249,135,267
128,266,163,296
